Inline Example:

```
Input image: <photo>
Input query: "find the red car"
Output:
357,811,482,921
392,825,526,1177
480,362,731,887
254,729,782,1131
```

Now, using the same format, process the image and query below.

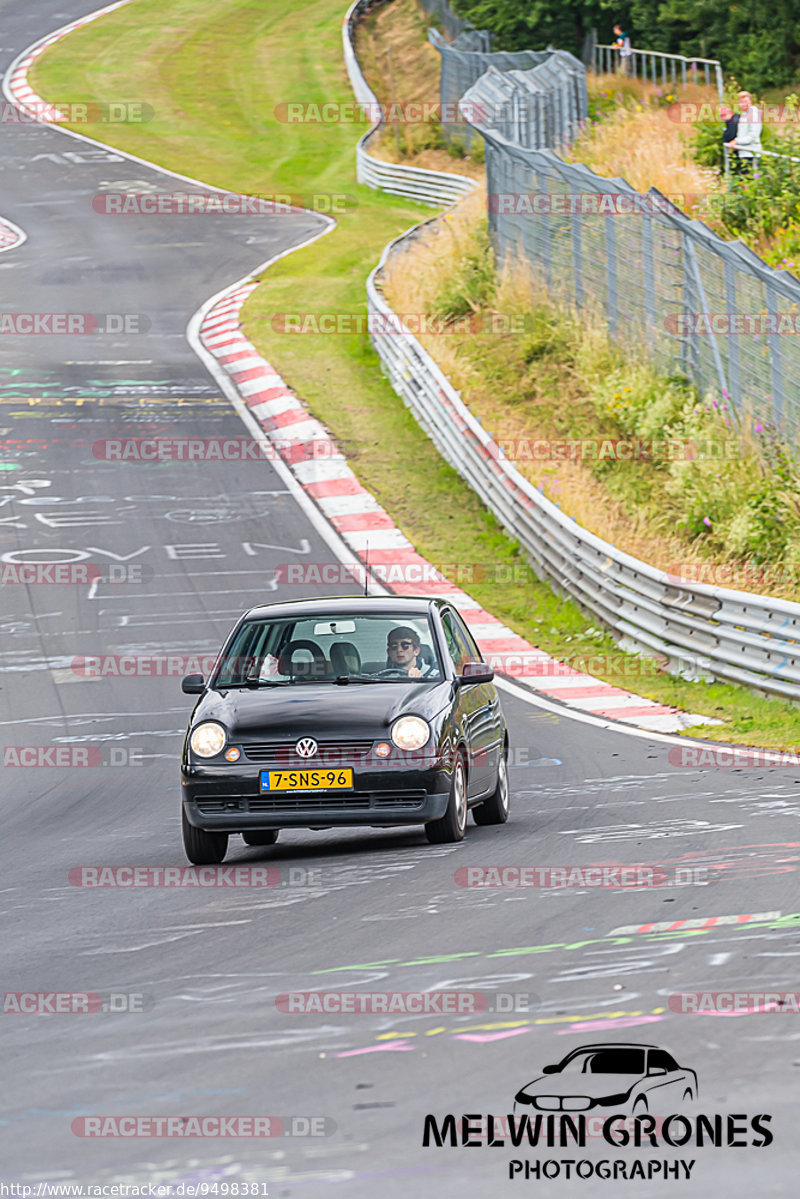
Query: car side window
648,1050,675,1072
441,610,472,672
451,609,482,661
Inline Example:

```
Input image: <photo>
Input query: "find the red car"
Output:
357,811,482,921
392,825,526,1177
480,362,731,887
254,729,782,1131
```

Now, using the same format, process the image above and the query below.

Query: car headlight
390,715,430,751
190,722,227,758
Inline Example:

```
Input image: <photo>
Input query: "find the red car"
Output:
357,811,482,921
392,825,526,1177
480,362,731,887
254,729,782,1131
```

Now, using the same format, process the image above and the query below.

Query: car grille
250,795,371,811
532,1097,591,1111
196,791,426,814
241,739,376,765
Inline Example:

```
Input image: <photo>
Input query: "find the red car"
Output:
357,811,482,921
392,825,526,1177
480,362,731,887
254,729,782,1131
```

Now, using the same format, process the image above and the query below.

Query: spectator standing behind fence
612,23,632,75
719,102,740,172
728,91,762,173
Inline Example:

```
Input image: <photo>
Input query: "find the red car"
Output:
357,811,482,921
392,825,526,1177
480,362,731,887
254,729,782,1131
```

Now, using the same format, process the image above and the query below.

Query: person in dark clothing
720,103,740,173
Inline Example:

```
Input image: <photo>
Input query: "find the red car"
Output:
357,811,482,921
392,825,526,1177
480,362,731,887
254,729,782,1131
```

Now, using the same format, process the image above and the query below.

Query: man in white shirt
728,91,762,173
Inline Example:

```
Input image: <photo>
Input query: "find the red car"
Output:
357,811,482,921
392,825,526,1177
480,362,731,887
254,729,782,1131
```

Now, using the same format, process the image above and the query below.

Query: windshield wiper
333,674,382,685
218,677,290,688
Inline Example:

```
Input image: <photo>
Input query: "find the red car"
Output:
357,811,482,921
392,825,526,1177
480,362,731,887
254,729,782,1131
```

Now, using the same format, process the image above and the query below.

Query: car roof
241,595,447,621
562,1043,660,1053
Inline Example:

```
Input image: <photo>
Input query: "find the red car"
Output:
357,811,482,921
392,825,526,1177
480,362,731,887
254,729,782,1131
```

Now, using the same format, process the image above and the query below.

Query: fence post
571,203,584,309
722,258,741,410
604,206,619,337
765,282,785,426
684,235,730,402
537,167,552,290
641,203,657,345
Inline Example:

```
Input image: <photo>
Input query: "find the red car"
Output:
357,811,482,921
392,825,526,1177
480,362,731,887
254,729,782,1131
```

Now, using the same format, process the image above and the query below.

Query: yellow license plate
261,768,354,792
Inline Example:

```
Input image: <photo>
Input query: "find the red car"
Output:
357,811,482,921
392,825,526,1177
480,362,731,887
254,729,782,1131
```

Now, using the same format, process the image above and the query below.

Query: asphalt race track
2,3,800,1195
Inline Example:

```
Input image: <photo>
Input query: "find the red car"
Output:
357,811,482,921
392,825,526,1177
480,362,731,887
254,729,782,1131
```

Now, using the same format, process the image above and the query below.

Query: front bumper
181,760,451,829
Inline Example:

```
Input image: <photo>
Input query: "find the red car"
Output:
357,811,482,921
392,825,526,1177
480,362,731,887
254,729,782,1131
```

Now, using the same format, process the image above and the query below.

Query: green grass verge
31,0,800,746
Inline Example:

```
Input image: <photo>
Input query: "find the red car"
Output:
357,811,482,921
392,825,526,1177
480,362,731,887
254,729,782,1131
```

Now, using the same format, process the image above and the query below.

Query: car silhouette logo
295,738,318,758
514,1043,697,1116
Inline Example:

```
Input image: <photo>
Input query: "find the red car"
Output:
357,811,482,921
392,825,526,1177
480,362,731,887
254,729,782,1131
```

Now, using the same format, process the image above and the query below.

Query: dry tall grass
569,76,721,217
354,0,483,175
382,190,800,599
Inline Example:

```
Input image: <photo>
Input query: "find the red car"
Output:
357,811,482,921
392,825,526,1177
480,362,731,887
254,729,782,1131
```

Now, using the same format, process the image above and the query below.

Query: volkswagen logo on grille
295,738,318,759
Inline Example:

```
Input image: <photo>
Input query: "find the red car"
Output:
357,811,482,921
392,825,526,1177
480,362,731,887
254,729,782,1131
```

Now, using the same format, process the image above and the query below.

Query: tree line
450,0,800,91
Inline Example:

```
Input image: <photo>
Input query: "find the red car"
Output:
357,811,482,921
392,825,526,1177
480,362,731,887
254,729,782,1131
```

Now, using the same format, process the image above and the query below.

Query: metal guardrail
342,0,477,206
366,221,800,700
592,43,724,98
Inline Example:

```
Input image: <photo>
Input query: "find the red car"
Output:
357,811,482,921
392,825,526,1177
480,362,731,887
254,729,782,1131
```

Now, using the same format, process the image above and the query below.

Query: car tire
632,1096,648,1115
682,1088,693,1103
182,808,228,865
242,830,280,846
473,749,509,825
426,755,467,844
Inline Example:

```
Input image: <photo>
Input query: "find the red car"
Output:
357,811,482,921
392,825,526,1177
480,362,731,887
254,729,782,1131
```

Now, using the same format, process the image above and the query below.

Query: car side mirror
648,1066,667,1076
458,661,494,684
542,1064,558,1074
182,674,205,694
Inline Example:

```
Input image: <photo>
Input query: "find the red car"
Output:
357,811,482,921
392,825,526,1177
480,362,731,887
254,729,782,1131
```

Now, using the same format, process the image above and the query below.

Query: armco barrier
343,0,476,206
366,222,800,701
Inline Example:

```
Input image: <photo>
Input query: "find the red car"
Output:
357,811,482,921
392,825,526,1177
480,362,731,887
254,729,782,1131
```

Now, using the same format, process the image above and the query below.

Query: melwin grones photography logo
421,1042,773,1182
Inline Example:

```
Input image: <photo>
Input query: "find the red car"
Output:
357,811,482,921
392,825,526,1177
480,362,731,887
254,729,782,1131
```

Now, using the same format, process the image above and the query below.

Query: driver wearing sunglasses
386,626,426,677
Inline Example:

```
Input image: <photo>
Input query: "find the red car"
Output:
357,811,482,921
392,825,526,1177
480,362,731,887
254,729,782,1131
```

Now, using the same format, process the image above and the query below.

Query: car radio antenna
363,539,370,596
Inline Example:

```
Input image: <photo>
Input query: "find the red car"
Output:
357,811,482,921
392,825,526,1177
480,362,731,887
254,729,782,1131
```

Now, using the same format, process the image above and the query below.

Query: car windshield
214,613,443,686
558,1049,646,1075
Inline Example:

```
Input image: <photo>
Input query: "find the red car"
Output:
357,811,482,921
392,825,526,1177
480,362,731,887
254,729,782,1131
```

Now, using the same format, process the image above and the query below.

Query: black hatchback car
180,596,509,863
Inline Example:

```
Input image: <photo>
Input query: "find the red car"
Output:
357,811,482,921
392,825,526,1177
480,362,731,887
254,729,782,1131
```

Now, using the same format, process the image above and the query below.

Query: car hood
190,680,451,739
517,1073,639,1100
